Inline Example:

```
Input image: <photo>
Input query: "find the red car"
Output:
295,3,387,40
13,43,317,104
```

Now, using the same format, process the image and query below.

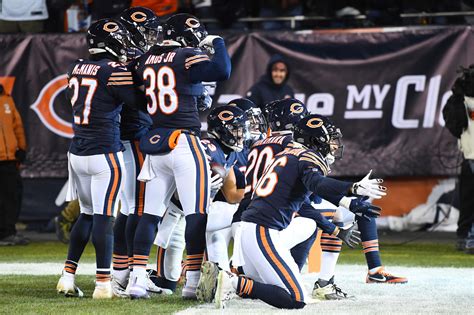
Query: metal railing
201,11,474,29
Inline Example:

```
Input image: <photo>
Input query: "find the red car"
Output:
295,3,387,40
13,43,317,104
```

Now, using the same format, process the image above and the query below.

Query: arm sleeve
107,67,148,110
189,38,231,83
12,101,26,150
233,165,246,189
298,202,337,235
299,155,352,206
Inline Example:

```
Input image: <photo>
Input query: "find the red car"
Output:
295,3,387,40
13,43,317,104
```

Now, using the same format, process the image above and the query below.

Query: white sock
63,272,75,281
231,275,238,290
319,251,340,281
112,269,129,285
185,270,200,288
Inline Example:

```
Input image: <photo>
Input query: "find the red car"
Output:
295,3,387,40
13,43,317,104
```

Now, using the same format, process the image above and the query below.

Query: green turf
0,242,157,263
0,275,198,314
1,240,472,268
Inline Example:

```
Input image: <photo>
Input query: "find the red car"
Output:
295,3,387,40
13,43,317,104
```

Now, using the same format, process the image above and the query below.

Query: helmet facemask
246,108,267,141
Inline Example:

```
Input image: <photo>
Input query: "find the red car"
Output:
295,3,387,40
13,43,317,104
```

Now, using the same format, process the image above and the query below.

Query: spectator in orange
130,0,178,17
0,84,28,246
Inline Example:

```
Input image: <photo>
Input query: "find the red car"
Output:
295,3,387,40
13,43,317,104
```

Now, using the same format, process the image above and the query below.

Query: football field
0,235,473,314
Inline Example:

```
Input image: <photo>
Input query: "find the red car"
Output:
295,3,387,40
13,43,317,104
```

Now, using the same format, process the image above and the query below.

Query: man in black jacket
246,54,294,109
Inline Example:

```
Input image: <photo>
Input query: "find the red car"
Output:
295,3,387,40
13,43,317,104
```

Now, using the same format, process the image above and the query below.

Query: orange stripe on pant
107,153,120,216
133,140,145,216
189,135,205,214
259,226,302,302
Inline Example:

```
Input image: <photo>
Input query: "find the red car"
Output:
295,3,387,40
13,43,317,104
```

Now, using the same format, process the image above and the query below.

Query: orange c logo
185,18,200,28
131,12,147,23
306,117,324,128
218,110,234,121
290,103,304,114
103,22,119,32
30,74,73,138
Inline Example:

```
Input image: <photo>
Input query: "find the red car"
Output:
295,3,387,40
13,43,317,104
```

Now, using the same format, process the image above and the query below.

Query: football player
110,6,159,297
148,105,250,296
128,13,231,299
56,19,146,299
208,114,385,309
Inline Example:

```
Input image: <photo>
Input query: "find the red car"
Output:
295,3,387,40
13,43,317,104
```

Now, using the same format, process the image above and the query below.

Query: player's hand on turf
351,170,387,199
348,196,381,221
336,224,361,249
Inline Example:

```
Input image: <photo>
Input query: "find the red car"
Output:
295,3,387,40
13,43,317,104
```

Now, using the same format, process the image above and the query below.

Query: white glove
210,173,224,192
199,35,222,54
351,170,387,199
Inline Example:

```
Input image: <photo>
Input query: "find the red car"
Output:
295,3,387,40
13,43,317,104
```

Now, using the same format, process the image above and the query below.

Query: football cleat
111,276,128,298
56,274,84,298
92,282,113,299
214,269,237,309
181,286,197,299
146,271,164,294
196,261,220,303
312,277,353,300
366,267,408,284
129,272,150,299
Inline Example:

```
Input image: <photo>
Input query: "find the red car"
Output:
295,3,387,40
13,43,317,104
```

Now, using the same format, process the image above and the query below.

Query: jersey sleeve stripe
185,56,210,69
108,76,133,81
111,72,132,76
185,54,210,62
107,81,134,86
299,157,329,175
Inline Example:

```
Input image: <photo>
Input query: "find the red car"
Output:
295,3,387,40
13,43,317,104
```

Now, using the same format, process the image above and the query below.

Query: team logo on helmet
131,11,147,23
218,110,234,121
290,103,304,114
185,18,200,29
150,134,161,144
103,22,119,32
306,117,324,128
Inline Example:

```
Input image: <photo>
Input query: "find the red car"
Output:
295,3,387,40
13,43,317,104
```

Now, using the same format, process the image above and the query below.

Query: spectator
90,0,130,21
259,0,303,30
130,0,178,18
0,84,28,246
442,66,474,254
246,54,294,109
0,0,49,33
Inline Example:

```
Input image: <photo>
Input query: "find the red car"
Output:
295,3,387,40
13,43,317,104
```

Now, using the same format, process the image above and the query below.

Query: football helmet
207,105,250,152
162,13,208,47
293,114,344,163
266,98,308,132
227,98,267,141
120,7,161,52
87,19,131,63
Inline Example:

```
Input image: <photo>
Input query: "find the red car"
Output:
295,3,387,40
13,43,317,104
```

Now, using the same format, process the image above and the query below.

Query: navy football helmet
228,98,267,141
120,7,161,52
293,114,344,163
87,19,131,63
266,98,308,132
207,105,250,152
162,13,208,47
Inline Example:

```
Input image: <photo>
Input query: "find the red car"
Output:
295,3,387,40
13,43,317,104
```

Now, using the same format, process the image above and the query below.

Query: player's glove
199,35,222,54
340,196,381,221
351,170,387,199
335,224,361,249
210,173,224,194
197,88,212,111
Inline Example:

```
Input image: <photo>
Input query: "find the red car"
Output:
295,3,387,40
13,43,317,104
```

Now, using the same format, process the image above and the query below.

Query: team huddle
56,7,407,309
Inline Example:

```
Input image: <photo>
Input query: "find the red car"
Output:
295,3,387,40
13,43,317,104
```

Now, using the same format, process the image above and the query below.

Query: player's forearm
303,173,352,207
189,39,231,82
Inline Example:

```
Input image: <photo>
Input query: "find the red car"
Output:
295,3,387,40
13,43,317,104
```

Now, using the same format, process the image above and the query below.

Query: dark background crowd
1,0,474,34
